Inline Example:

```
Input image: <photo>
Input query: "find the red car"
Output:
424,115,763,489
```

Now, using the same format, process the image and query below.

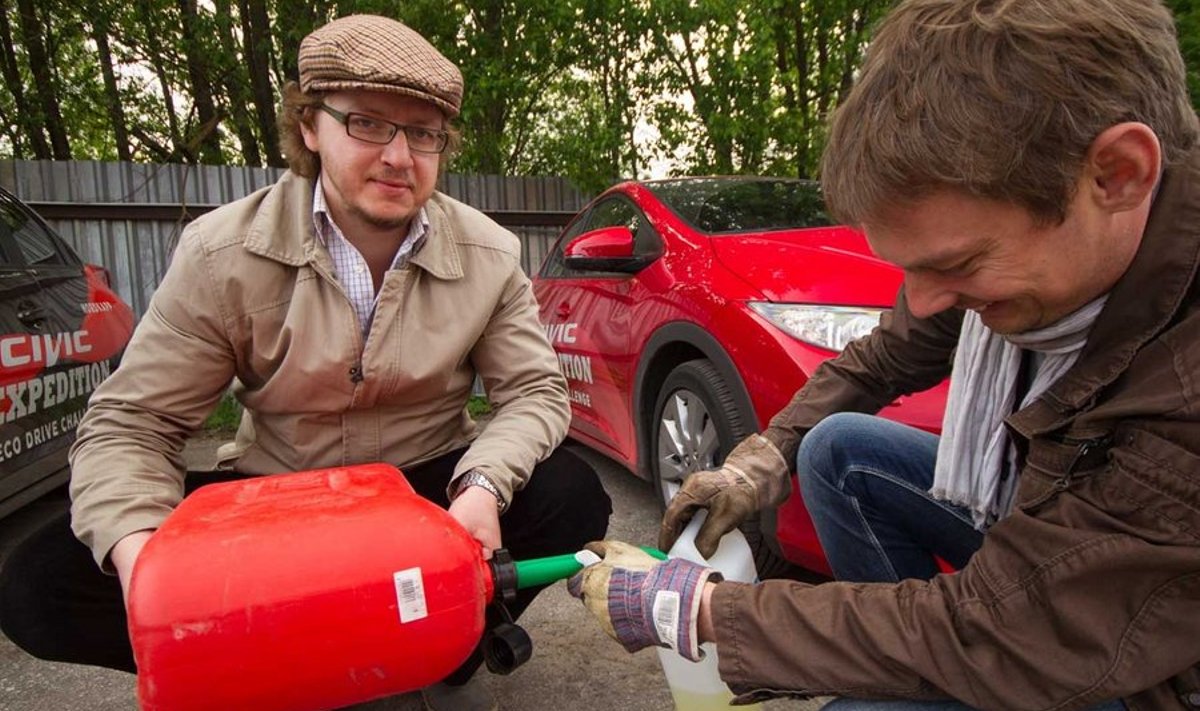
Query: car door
0,191,103,513
534,195,663,468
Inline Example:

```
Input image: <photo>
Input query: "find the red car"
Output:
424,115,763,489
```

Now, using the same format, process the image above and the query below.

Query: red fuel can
127,463,494,711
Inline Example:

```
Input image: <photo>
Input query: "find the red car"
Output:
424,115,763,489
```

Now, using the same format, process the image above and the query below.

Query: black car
0,187,133,518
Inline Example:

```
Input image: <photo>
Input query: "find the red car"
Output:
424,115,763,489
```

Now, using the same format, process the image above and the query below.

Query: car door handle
16,300,46,329
556,302,571,319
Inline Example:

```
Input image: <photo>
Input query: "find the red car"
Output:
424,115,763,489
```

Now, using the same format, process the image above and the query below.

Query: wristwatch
453,469,507,513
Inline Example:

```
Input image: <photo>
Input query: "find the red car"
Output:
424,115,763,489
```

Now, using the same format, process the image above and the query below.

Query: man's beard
350,202,413,232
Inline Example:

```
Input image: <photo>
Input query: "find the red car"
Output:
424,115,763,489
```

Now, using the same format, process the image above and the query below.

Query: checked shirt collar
311,176,429,338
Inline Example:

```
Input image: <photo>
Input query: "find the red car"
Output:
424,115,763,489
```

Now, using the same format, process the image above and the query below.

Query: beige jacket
69,172,569,569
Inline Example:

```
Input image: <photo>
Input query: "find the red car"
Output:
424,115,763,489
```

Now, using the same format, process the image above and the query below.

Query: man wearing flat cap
0,15,610,710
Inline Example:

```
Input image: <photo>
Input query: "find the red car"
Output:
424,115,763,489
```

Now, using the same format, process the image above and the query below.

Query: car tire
650,358,796,579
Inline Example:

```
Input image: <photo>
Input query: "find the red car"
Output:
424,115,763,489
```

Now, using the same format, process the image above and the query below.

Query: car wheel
650,359,796,579
651,359,748,505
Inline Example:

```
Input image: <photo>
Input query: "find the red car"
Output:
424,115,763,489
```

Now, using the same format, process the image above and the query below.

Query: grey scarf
930,296,1107,529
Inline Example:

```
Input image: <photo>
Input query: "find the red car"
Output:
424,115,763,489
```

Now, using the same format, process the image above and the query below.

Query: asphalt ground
0,437,828,711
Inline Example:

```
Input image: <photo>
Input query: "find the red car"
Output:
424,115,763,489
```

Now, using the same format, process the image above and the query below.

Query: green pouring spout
508,547,668,590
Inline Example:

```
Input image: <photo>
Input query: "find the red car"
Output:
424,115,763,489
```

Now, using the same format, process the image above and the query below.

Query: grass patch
468,395,492,418
203,392,243,434
202,392,490,432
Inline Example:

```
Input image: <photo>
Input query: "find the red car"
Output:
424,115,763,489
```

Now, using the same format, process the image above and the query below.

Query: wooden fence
0,160,588,318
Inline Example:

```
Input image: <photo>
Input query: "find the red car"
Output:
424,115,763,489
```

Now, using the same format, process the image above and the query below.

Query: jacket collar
242,171,314,267
409,195,464,280
242,171,464,280
1014,146,1200,428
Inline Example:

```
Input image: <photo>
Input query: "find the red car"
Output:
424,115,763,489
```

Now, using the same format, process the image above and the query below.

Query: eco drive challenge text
0,329,112,462
544,322,593,407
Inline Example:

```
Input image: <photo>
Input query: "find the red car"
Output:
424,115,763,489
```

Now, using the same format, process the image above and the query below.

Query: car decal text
1,361,111,423
1,330,93,369
544,321,595,395
543,323,578,344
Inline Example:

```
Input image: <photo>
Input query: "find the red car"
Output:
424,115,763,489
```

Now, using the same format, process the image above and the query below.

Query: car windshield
645,178,833,235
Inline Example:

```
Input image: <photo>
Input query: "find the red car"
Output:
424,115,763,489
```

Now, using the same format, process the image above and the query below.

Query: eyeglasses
317,104,449,154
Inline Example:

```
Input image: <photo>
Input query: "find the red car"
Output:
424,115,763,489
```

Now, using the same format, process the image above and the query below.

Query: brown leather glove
659,434,791,558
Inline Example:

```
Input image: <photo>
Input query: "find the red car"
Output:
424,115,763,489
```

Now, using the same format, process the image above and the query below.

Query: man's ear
1084,122,1161,213
300,110,320,153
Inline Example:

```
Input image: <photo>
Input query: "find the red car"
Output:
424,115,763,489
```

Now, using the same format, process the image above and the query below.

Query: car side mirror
562,226,654,274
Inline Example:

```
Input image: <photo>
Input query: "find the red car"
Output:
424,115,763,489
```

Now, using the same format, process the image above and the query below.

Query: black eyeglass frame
317,104,450,154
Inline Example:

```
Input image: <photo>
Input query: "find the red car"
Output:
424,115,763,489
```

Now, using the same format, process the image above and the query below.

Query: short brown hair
821,0,1199,225
278,81,326,179
276,80,463,179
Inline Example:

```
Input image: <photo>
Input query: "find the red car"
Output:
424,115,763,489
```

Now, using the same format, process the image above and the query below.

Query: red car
532,177,947,577
0,187,135,519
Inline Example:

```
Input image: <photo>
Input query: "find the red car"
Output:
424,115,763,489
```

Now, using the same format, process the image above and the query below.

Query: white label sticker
574,550,602,567
652,590,681,651
393,568,428,623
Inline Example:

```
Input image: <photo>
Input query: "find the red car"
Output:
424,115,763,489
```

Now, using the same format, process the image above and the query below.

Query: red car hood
709,227,903,306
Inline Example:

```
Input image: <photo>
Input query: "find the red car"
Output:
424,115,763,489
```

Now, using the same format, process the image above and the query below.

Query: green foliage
203,392,244,434
1170,0,1200,108
202,393,488,432
4,0,1200,189
467,395,492,419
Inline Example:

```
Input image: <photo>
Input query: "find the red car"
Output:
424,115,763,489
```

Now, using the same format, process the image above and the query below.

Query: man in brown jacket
0,15,610,711
570,1,1200,709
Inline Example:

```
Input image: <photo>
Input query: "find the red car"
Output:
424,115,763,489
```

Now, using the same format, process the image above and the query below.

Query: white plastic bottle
657,510,763,711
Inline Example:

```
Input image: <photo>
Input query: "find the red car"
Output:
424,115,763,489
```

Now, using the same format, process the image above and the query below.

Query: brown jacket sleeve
714,402,1200,710
761,288,962,463
712,151,1200,710
712,449,1200,710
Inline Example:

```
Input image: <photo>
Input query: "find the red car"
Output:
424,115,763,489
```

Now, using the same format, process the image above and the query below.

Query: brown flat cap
299,15,464,117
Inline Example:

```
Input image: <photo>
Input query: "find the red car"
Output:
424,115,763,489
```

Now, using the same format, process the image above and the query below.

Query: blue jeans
798,413,982,582
798,413,1126,711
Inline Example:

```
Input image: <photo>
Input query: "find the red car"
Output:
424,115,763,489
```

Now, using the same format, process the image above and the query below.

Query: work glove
567,541,721,661
659,434,791,558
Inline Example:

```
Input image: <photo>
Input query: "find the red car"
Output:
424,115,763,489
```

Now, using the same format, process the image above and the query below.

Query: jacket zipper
309,258,365,386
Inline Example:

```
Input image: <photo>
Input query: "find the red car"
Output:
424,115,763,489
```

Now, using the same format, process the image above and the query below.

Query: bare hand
448,487,502,559
110,529,155,604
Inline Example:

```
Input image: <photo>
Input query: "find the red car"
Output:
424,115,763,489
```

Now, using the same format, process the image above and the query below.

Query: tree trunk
91,14,132,161
214,0,261,165
471,1,509,174
138,0,188,162
239,0,283,167
16,0,70,158
275,0,321,87
0,0,48,158
678,29,732,174
773,3,796,110
839,9,871,104
178,0,224,163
